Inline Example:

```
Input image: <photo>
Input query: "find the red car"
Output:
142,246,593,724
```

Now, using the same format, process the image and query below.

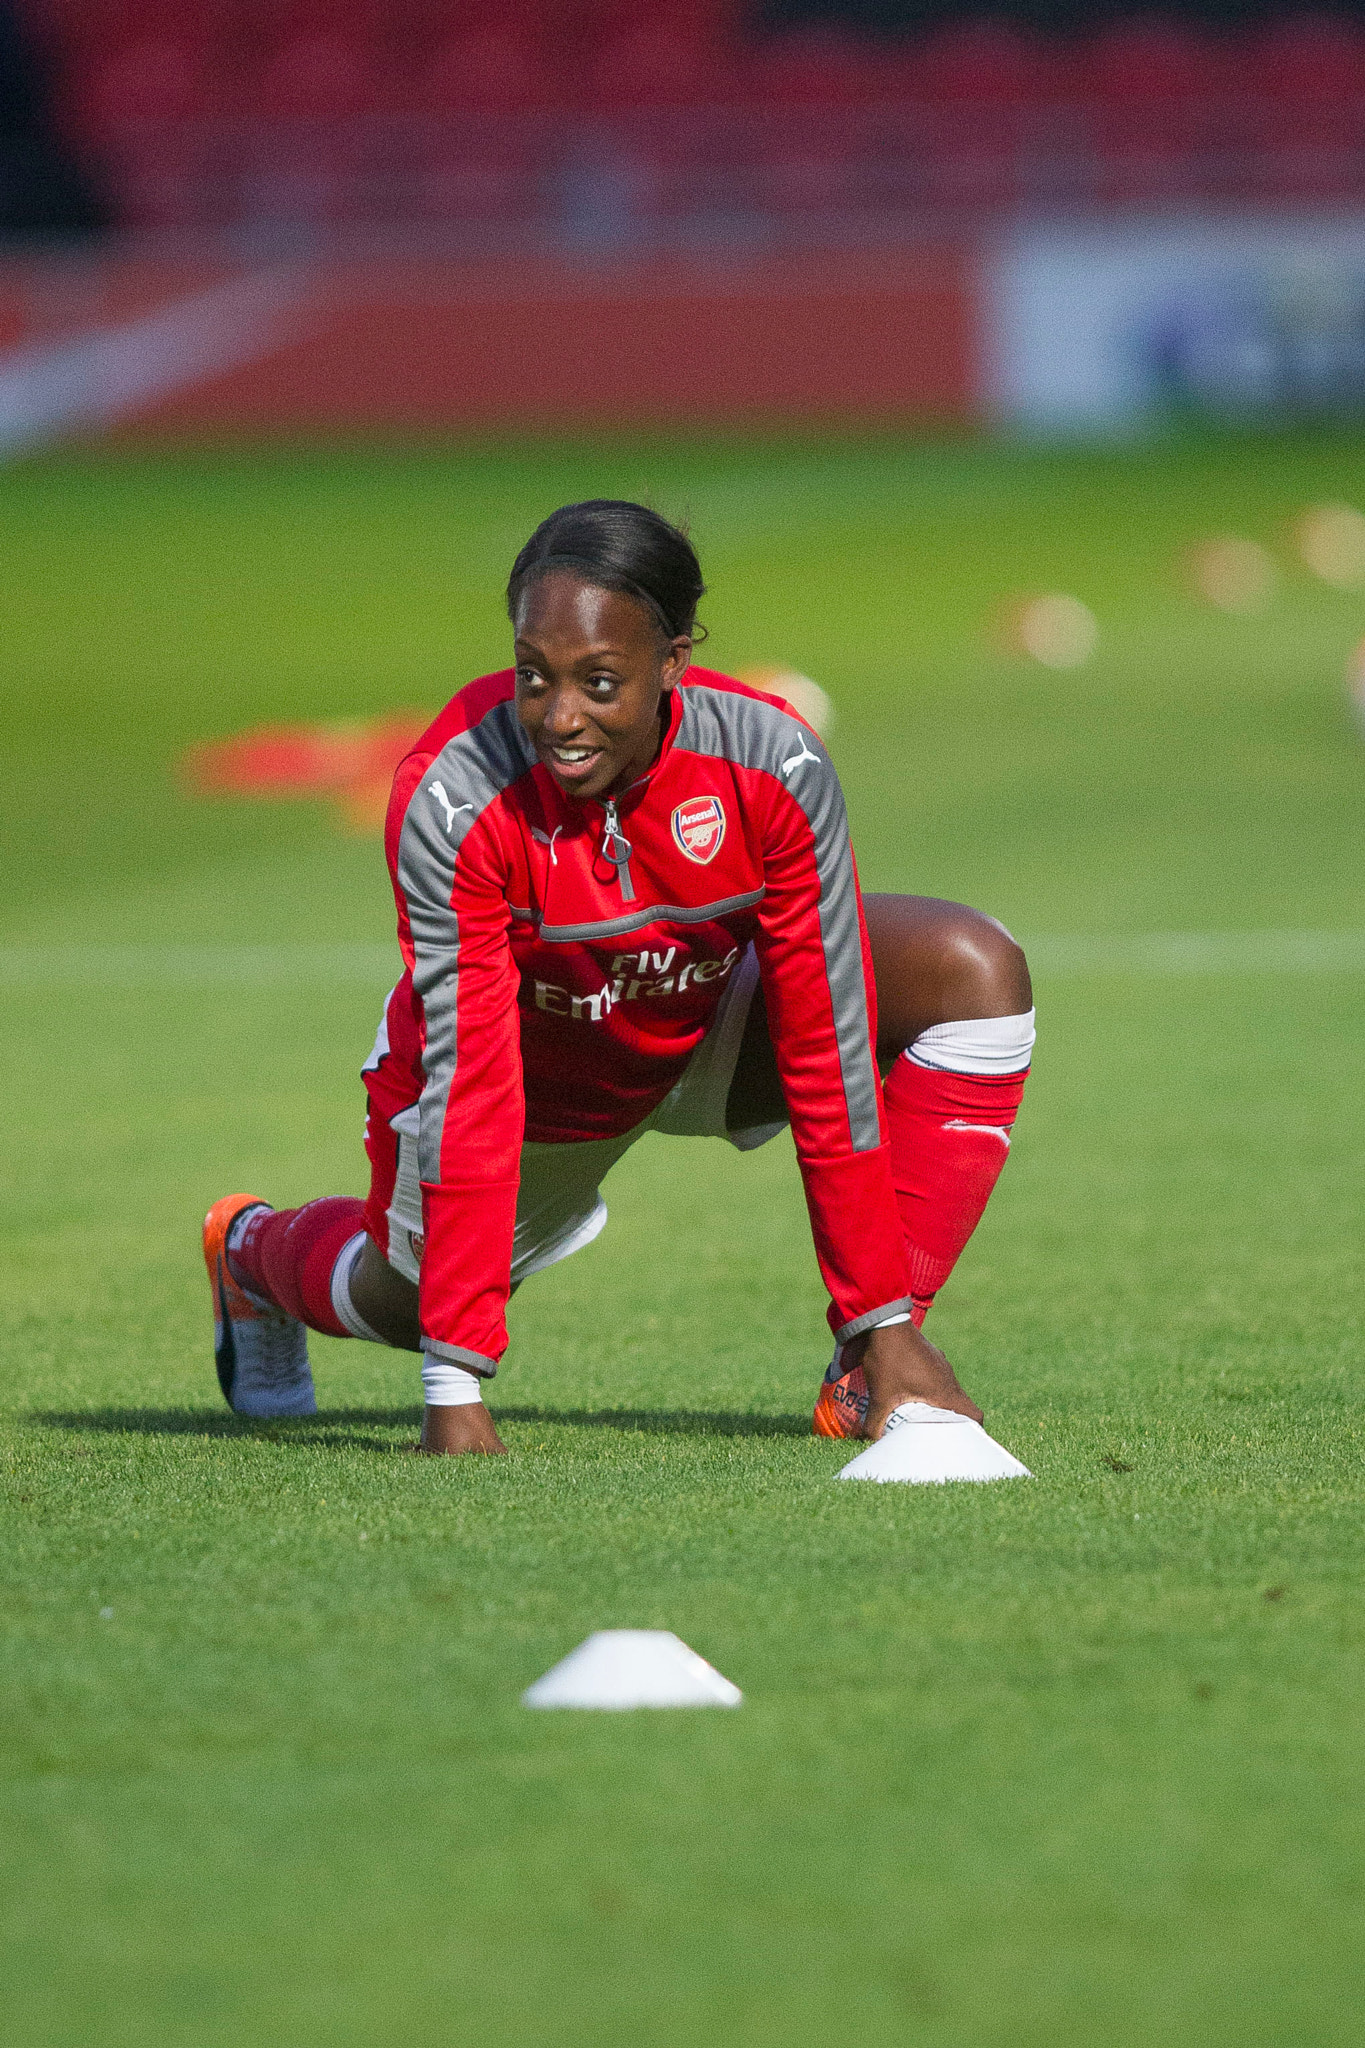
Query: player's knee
938,908,1032,1016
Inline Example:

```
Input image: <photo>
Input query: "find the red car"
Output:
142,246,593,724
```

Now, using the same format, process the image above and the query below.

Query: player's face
513,572,690,801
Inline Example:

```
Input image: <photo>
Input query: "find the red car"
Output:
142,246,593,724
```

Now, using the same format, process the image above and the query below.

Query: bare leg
861,893,1032,1058
348,1236,422,1349
726,894,1031,1128
726,894,1031,1429
348,1238,506,1455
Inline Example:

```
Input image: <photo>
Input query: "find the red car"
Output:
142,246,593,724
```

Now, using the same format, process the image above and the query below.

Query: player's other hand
850,1320,983,1438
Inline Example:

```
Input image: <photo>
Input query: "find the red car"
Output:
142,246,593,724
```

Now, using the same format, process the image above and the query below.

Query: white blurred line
1027,930,1365,975
0,270,307,457
2,931,1364,984
0,943,398,985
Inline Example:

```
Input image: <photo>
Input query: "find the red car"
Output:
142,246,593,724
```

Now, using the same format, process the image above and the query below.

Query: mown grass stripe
1027,930,1365,975
2,930,1365,984
0,942,400,985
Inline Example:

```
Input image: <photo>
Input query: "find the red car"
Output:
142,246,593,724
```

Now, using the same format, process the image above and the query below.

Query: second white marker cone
522,1631,743,1710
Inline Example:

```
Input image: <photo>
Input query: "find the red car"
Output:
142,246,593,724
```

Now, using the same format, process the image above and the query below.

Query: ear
659,635,692,691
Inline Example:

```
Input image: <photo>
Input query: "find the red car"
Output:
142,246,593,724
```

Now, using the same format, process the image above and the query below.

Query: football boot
202,1193,316,1418
811,1347,869,1438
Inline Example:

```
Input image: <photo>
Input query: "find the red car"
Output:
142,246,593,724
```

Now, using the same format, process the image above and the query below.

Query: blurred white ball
1297,502,1365,588
1017,594,1098,669
1189,536,1277,613
738,666,834,733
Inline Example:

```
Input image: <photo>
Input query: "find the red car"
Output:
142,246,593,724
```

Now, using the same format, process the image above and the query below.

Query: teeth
552,747,595,762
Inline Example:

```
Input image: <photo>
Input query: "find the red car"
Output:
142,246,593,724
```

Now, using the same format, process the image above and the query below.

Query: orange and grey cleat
203,1193,316,1418
812,1348,869,1438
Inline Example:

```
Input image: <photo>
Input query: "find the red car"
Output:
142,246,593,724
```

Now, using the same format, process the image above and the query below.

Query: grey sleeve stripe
836,1299,913,1346
539,889,765,945
421,1337,498,1377
395,699,534,1187
676,687,882,1153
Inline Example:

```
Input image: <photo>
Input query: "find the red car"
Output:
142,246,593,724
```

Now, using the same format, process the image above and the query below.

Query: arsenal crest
671,795,726,864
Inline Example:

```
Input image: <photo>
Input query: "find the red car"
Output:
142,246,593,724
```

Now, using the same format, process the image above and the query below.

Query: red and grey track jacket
384,665,912,1371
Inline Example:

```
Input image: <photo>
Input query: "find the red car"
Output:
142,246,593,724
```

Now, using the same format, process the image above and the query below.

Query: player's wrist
857,1316,930,1378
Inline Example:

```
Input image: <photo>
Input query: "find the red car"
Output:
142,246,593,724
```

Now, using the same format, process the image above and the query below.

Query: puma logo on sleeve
780,735,822,778
428,781,473,834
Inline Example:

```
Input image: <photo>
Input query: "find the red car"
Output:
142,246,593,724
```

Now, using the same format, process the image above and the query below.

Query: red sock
229,1197,366,1338
883,1058,1029,1324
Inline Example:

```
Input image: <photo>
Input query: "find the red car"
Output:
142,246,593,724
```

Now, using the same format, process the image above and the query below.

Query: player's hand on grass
852,1320,983,1438
414,1405,508,1455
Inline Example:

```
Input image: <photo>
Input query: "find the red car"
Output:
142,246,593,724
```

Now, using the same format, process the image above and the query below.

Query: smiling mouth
545,743,605,776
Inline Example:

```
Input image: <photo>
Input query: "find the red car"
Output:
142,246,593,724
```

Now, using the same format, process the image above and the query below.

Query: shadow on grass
34,1407,416,1452
34,1405,810,1446
497,1405,810,1439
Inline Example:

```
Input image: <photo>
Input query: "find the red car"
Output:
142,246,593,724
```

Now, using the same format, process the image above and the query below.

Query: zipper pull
601,798,636,902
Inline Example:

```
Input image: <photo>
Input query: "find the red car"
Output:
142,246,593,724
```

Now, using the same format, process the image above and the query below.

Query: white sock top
905,1009,1036,1076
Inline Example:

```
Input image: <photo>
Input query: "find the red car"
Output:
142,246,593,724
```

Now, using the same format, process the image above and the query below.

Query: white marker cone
836,1402,1032,1485
522,1631,743,1710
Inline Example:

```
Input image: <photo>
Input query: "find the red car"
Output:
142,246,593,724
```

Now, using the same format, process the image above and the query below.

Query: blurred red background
16,2,1365,238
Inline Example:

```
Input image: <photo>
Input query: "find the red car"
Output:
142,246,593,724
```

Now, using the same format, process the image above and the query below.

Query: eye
585,673,618,696
515,665,545,690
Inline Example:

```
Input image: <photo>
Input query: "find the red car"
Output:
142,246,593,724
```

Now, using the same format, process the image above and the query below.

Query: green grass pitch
3,430,1364,2046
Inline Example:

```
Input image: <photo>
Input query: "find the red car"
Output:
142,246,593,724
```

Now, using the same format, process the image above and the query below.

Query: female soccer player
203,501,1034,1455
